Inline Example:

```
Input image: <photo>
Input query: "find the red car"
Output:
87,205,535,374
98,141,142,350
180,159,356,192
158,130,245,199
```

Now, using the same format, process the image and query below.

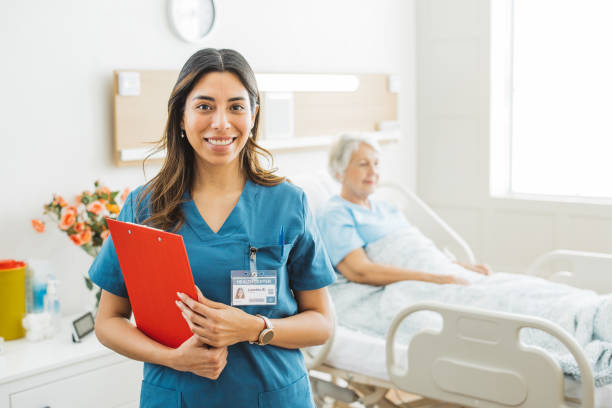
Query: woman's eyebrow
192,95,214,101
191,95,246,102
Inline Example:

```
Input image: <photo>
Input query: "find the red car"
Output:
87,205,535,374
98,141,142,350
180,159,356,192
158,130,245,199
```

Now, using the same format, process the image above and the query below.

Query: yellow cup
0,260,26,340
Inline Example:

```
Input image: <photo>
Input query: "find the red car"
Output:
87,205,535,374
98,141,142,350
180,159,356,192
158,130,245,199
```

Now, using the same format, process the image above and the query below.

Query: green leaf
81,196,90,204
84,276,93,290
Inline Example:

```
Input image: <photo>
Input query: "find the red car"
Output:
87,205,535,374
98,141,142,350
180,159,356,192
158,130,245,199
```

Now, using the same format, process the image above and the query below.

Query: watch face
168,0,216,43
260,329,274,345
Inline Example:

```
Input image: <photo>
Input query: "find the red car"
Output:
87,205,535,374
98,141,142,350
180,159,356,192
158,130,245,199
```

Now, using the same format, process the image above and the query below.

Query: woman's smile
203,136,239,153
205,137,236,145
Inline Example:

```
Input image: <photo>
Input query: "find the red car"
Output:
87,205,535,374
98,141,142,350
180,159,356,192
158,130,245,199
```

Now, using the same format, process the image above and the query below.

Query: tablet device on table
107,218,197,348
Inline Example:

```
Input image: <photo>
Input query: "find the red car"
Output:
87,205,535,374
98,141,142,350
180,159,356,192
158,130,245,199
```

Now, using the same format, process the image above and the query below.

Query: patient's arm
337,248,469,286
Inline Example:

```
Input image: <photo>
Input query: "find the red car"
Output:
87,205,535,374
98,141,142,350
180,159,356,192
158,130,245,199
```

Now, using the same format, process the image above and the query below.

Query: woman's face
342,143,380,199
182,71,257,168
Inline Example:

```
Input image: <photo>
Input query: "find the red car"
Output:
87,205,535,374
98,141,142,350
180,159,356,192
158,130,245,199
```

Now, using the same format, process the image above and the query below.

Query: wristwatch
251,314,274,346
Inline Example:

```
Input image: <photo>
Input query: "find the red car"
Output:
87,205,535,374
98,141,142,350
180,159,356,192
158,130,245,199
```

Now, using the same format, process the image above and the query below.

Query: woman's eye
230,104,246,112
196,104,212,111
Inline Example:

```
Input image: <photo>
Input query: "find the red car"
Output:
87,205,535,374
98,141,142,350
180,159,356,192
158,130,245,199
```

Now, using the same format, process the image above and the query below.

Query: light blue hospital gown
89,179,335,408
315,195,406,267
316,195,480,282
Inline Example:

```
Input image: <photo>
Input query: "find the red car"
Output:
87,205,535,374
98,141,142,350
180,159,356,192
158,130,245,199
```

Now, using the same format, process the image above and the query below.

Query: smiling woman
88,49,336,408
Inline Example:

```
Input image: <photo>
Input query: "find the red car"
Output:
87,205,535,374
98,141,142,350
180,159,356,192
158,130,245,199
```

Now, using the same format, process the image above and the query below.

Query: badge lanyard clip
249,247,258,277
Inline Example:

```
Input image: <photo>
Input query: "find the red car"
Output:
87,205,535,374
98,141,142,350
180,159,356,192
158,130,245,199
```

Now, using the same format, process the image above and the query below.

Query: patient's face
342,143,380,201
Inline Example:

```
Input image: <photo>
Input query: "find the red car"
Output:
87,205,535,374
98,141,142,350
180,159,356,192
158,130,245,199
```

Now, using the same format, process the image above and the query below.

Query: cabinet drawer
10,360,142,408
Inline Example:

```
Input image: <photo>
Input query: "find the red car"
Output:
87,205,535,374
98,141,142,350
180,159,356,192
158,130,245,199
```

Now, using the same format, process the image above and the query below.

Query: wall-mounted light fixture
256,74,360,93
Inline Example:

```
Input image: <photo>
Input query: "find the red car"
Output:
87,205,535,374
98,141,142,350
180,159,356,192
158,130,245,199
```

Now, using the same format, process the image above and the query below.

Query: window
491,0,612,200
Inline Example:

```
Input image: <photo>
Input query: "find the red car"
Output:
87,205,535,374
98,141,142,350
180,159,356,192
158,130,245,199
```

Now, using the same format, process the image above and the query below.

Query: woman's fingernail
177,292,183,298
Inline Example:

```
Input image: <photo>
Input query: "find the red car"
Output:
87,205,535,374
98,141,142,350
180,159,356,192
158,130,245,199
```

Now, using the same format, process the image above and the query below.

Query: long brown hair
137,48,284,231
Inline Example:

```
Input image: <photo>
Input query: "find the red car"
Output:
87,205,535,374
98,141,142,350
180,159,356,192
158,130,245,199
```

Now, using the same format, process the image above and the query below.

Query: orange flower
120,187,130,202
54,195,68,207
97,185,111,195
96,185,111,202
69,233,83,246
31,219,45,233
87,201,105,215
79,228,93,245
75,195,82,204
74,222,85,233
106,203,120,214
101,230,110,241
59,207,77,230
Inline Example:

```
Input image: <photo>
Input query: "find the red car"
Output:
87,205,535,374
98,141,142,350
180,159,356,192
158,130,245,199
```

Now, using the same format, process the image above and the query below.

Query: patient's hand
455,261,492,276
435,275,470,285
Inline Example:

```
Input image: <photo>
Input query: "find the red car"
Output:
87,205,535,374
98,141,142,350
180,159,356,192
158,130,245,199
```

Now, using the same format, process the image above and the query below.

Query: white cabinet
0,319,142,408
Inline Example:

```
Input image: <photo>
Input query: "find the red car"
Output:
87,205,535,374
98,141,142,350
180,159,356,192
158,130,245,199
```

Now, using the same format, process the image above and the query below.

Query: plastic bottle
27,260,52,313
44,279,61,335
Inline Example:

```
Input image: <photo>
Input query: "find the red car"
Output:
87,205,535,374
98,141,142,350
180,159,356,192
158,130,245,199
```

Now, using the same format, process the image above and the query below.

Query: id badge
231,270,277,306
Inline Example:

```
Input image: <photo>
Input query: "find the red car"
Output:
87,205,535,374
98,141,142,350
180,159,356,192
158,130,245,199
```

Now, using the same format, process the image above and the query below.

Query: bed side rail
526,249,612,295
376,182,476,264
386,302,594,408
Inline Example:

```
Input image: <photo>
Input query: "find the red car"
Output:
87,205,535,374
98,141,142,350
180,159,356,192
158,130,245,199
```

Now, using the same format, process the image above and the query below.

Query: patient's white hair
328,133,381,182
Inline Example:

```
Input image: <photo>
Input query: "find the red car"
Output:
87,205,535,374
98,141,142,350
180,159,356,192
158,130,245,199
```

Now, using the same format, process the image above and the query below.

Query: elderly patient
317,133,491,286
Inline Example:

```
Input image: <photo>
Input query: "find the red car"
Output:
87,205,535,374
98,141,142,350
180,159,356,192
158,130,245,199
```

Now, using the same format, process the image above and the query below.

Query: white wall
0,0,415,315
416,0,612,272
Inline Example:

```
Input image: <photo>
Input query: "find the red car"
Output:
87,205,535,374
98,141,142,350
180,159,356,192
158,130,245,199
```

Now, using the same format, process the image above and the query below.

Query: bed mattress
320,325,612,407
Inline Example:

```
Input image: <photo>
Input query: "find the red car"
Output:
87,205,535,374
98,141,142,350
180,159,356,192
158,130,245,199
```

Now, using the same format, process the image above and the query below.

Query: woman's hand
170,335,227,380
176,287,262,348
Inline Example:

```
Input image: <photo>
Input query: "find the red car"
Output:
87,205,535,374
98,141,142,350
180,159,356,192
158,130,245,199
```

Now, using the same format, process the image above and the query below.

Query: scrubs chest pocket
253,243,293,269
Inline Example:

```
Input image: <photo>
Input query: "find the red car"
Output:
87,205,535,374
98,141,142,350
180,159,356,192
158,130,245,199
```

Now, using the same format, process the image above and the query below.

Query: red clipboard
107,218,197,348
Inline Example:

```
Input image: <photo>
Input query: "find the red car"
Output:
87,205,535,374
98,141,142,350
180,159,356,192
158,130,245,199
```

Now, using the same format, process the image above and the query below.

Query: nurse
90,48,335,407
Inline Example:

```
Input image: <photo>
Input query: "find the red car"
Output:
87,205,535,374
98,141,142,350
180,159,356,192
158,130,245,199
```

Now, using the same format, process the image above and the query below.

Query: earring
181,129,186,138
249,131,253,138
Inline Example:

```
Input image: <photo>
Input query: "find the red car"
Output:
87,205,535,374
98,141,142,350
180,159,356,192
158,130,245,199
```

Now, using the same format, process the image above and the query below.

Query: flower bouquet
32,181,129,309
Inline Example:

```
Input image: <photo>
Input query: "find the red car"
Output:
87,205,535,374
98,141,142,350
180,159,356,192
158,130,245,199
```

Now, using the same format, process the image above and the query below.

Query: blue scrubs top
316,195,410,268
89,179,336,408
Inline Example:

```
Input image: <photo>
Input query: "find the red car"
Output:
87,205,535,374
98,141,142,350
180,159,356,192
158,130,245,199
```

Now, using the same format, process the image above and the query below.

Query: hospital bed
292,172,612,408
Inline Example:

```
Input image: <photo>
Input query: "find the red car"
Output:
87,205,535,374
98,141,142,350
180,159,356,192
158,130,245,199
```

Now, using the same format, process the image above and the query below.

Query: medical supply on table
21,312,56,341
44,279,61,335
27,260,53,313
0,259,27,340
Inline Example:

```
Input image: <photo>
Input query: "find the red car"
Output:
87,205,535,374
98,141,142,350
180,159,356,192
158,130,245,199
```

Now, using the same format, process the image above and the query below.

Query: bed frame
293,173,605,408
